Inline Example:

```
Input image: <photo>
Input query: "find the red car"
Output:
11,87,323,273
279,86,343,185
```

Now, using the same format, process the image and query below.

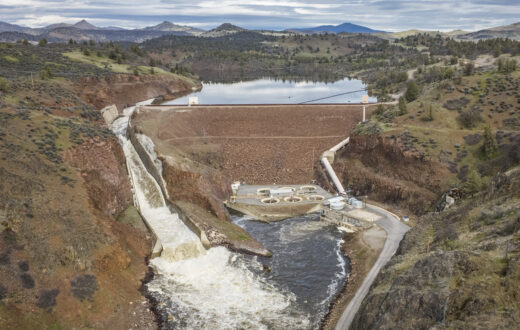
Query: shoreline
321,225,386,329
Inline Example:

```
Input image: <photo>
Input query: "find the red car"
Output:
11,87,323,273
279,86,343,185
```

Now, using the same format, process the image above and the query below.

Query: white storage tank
330,200,345,210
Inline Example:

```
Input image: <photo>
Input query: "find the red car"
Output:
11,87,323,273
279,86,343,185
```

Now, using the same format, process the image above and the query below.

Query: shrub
38,38,47,46
457,108,482,128
421,104,434,121
39,66,54,80
463,62,474,76
0,77,9,92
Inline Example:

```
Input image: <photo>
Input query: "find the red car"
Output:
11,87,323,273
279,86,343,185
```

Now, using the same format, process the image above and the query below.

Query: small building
231,181,241,195
188,97,199,106
348,197,363,209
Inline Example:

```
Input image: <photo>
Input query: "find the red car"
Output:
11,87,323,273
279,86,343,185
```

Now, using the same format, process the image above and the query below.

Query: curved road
335,204,410,330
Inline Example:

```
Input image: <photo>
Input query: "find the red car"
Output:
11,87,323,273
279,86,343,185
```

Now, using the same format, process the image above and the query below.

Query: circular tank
261,197,280,204
283,196,303,203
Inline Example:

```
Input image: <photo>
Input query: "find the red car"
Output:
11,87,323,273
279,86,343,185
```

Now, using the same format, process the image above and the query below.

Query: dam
107,92,404,329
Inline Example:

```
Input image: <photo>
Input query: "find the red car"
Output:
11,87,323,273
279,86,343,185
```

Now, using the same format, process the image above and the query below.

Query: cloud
0,0,518,31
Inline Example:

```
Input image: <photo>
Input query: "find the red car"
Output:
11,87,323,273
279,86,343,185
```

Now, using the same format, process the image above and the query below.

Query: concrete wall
127,124,211,249
101,104,119,125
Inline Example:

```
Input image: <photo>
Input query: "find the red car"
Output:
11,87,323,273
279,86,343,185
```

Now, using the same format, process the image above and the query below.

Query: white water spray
111,102,309,329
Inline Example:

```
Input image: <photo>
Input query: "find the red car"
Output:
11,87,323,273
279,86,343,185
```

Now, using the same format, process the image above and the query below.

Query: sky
1,0,519,32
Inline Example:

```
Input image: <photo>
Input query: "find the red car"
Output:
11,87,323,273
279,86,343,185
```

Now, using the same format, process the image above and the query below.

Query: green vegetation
497,58,517,73
398,96,407,115
405,81,419,102
0,77,8,92
482,125,498,159
4,55,19,63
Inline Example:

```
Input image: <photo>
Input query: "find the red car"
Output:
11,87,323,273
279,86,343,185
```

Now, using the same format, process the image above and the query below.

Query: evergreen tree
398,96,407,115
464,169,485,196
482,125,497,159
405,81,419,102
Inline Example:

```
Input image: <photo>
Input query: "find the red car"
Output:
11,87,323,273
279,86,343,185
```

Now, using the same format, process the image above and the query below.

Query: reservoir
164,78,376,105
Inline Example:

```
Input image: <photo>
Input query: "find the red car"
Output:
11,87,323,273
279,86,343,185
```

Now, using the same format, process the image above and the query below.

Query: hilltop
458,21,520,41
287,22,384,34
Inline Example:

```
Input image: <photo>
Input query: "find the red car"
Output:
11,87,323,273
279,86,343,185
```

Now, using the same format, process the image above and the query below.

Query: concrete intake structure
321,156,346,195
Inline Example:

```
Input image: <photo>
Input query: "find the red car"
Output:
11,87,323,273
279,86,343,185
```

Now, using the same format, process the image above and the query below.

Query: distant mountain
458,21,520,41
0,31,38,42
203,23,245,37
213,23,245,32
73,19,99,30
143,21,203,35
374,29,468,41
43,23,71,30
0,19,205,43
0,21,26,33
287,22,384,34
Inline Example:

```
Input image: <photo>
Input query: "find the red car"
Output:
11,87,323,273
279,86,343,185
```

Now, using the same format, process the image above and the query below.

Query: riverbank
322,225,386,329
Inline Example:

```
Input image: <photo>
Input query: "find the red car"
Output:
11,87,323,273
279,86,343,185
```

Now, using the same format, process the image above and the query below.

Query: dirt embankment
63,137,132,217
74,73,199,110
329,134,451,214
130,104,374,254
322,227,386,330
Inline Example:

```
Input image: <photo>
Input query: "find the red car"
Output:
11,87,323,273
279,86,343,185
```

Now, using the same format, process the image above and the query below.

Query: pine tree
398,96,407,115
405,81,419,102
464,169,484,196
482,125,497,159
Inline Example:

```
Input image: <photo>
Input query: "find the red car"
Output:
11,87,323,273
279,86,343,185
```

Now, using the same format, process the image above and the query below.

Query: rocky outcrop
74,73,199,110
332,134,451,214
351,167,520,329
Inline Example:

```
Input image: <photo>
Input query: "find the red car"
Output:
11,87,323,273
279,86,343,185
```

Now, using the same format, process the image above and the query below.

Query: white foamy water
111,103,309,329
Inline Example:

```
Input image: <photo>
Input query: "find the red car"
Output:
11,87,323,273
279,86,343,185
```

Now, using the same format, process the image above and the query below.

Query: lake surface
164,78,376,105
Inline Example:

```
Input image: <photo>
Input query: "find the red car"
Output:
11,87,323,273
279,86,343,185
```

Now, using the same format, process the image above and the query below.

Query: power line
298,89,367,104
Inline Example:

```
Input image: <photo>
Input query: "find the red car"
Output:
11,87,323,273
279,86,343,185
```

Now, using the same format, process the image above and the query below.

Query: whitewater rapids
110,102,309,329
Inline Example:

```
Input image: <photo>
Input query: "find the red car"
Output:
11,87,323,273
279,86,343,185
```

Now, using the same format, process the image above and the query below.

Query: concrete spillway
110,102,309,329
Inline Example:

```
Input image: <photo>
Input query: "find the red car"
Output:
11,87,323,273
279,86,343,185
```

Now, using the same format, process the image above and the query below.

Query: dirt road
335,204,410,330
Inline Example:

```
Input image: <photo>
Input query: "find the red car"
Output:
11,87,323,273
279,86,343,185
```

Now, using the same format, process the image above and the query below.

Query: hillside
0,41,199,328
287,22,383,34
351,165,520,328
326,38,520,328
458,21,520,41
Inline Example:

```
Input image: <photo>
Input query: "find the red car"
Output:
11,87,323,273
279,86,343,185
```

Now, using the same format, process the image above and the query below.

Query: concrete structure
362,95,369,122
321,157,346,195
225,184,332,221
188,96,199,106
101,104,119,125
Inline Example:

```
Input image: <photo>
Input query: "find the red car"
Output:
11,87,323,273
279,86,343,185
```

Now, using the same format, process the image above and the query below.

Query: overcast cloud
1,0,519,32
